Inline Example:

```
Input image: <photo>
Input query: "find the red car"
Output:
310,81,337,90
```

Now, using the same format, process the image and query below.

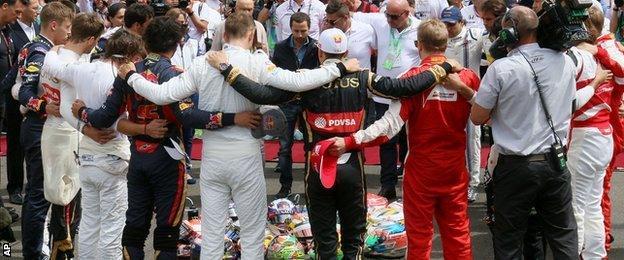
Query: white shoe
468,186,478,203
293,129,304,141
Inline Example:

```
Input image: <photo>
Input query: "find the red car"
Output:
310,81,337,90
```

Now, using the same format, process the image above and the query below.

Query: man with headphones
471,6,579,260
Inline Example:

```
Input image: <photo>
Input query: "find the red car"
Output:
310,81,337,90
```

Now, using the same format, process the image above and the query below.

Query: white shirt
188,2,222,55
126,44,343,147
42,48,130,160
17,19,36,40
346,19,375,69
474,43,576,155
172,38,199,71
275,0,326,41
205,0,222,12
354,13,421,104
40,48,80,129
461,5,485,30
445,26,484,77
413,0,448,20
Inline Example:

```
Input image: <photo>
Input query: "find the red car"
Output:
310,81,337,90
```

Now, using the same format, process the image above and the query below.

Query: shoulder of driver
253,49,278,71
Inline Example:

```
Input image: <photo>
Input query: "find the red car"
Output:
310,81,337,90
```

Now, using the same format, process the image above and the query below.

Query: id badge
382,50,400,70
383,39,403,70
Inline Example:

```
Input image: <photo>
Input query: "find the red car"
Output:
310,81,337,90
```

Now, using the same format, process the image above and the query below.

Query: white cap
317,28,348,54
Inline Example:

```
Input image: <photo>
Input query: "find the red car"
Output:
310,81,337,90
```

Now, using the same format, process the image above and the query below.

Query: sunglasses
324,16,343,26
385,11,407,20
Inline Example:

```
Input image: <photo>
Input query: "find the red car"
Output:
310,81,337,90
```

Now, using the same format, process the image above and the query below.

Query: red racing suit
343,54,480,260
594,34,624,252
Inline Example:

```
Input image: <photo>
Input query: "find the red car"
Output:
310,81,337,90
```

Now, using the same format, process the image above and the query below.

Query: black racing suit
219,60,452,259
17,35,81,260
77,53,236,259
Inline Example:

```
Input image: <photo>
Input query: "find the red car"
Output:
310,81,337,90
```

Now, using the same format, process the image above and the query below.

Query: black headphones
499,11,520,47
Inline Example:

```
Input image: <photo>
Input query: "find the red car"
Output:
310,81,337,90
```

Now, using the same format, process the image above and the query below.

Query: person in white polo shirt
441,6,485,203
412,0,448,20
324,0,375,69
274,0,325,41
185,0,221,55
461,0,485,29
353,0,419,200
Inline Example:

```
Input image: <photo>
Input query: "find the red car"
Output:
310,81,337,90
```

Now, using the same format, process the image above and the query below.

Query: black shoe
274,186,291,199
3,207,19,223
7,208,18,223
274,166,282,173
8,193,22,205
378,186,397,201
396,165,404,178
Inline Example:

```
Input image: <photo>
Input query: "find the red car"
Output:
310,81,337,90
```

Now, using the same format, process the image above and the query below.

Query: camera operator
182,0,221,54
471,6,579,260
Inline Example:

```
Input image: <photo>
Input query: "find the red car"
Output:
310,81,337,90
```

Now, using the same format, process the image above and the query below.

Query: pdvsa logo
328,119,356,126
314,117,327,128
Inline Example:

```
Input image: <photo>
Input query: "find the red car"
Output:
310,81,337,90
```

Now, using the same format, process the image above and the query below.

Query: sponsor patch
179,102,193,111
206,113,222,129
426,85,458,102
25,65,40,73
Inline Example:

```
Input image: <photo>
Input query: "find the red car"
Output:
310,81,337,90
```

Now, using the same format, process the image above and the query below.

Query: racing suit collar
58,46,81,60
223,43,251,52
37,34,53,47
321,58,342,66
420,54,447,65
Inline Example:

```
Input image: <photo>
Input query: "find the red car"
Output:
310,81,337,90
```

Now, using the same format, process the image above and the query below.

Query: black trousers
4,95,24,195
305,152,367,260
374,102,407,188
277,101,303,188
122,144,186,260
492,154,578,260
20,116,81,260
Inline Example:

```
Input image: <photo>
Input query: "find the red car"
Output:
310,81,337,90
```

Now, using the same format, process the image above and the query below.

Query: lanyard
289,0,311,14
389,29,404,55
389,19,412,54
1,28,14,67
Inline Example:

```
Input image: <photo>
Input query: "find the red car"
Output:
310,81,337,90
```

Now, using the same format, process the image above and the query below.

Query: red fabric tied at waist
42,83,60,103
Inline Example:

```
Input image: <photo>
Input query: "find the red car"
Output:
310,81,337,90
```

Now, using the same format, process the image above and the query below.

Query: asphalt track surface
0,159,622,259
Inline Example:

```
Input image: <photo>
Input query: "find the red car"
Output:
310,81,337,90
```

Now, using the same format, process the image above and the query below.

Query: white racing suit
40,75,81,206
125,43,346,259
445,27,485,188
43,48,131,259
567,46,615,259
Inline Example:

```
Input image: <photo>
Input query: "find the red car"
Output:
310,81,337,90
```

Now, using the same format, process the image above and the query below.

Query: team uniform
342,55,479,260
220,58,452,258
445,26,485,193
566,46,616,259
76,53,236,259
42,48,132,259
124,44,347,259
16,35,81,259
593,33,624,251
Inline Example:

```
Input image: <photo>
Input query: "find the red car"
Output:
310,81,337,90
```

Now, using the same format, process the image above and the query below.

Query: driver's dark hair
143,16,185,53
124,3,154,28
290,12,311,28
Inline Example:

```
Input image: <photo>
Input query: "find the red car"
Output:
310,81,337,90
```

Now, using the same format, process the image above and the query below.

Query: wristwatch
218,62,230,72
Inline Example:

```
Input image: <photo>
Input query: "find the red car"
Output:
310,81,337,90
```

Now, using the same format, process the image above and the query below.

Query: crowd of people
0,0,622,258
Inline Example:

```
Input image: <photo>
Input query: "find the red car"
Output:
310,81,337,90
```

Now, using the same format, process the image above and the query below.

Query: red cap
310,139,339,189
